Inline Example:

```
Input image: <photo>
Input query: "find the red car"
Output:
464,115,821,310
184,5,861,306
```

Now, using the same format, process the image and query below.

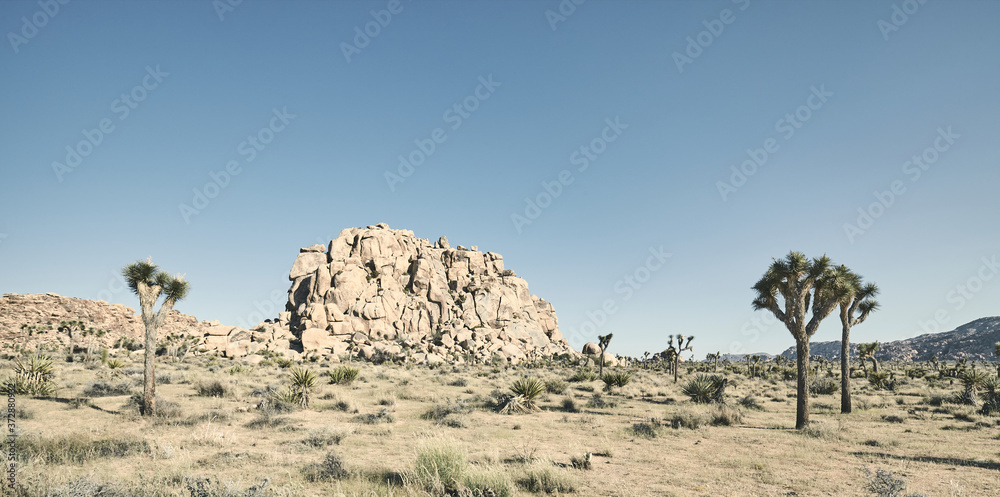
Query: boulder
582,342,601,356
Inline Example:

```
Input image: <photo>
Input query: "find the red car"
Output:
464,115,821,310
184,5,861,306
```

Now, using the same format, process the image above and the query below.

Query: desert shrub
302,449,349,481
922,394,949,407
979,377,1000,416
682,374,725,404
272,357,294,369
414,444,467,494
245,412,289,430
810,377,840,395
122,393,181,418
449,377,469,387
570,453,592,470
518,467,575,493
1,353,57,397
227,364,253,375
328,366,360,384
567,369,598,383
868,372,892,390
46,475,145,497
667,408,706,429
105,358,127,369
9,433,150,464
545,379,568,394
421,399,472,426
738,394,763,410
629,419,666,438
463,466,515,497
184,476,273,497
710,405,744,426
83,381,132,397
561,397,579,413
585,393,616,409
195,380,229,397
864,467,927,497
354,408,394,424
600,371,633,391
301,428,347,448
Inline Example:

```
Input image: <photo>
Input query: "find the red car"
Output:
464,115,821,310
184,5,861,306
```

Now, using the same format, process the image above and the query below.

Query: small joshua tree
664,334,694,383
123,258,189,417
858,342,880,377
597,333,613,377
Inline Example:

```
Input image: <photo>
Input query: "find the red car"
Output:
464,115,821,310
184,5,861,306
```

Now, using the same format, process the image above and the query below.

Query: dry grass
3,355,999,496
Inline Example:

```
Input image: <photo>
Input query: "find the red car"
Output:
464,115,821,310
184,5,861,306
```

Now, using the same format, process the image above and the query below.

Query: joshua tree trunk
840,329,851,414
795,338,811,430
869,356,879,374
139,284,160,417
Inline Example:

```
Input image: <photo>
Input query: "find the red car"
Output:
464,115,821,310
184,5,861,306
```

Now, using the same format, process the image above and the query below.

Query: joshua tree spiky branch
752,251,854,429
123,258,189,417
664,334,694,383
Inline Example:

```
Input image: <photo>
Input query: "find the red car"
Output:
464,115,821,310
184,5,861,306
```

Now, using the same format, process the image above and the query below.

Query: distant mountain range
779,317,1000,362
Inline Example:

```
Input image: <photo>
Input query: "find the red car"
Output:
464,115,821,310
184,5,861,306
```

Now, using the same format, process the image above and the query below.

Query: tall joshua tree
123,258,189,416
834,266,880,414
752,251,853,429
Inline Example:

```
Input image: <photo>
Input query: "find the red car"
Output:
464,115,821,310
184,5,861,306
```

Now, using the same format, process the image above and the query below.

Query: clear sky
2,0,998,359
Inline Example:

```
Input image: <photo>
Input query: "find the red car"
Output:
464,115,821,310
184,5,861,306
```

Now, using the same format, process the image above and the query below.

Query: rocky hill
271,223,575,364
780,317,1000,362
1,224,576,365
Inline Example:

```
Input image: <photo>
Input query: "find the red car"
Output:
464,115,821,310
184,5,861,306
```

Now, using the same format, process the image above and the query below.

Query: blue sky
1,0,998,358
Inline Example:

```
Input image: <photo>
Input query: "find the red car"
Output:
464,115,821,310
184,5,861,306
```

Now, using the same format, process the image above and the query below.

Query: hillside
780,316,1000,361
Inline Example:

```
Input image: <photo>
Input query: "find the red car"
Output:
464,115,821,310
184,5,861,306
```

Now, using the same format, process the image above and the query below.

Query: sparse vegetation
328,366,360,384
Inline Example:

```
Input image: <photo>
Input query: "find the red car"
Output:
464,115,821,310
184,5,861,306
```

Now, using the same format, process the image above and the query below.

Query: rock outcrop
277,223,575,363
780,317,1000,362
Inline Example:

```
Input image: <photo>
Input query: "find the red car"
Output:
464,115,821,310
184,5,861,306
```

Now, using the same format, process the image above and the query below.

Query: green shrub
810,377,839,395
414,444,467,494
682,374,724,403
329,366,360,385
600,371,632,391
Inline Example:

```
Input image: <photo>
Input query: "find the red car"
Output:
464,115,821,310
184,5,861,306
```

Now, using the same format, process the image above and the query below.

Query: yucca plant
328,366,360,385
498,377,545,414
290,367,319,408
601,371,633,391
1,353,57,397
959,369,989,406
979,377,1000,415
681,374,724,404
105,358,126,370
868,371,891,390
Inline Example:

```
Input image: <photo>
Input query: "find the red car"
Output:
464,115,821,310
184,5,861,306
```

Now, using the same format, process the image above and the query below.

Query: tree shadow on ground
851,451,1000,471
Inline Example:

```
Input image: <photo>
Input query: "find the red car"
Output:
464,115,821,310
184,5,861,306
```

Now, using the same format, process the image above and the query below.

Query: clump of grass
245,412,289,430
709,405,744,426
301,428,348,448
354,408,394,424
738,394,763,410
414,444,467,495
629,419,666,438
561,397,579,413
302,450,349,481
585,393,616,409
545,379,568,394
273,357,294,369
518,466,575,493
82,381,132,397
600,371,633,392
463,466,515,497
8,433,150,464
810,377,839,395
449,377,469,387
329,366,360,385
195,380,229,398
666,408,706,429
421,399,472,427
227,364,253,375
570,453,592,470
184,476,273,497
567,369,598,383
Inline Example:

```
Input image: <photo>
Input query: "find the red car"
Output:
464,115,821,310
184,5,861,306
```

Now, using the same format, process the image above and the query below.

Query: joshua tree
706,352,721,372
57,320,86,361
746,354,762,377
995,343,1000,376
857,342,880,377
834,267,880,414
664,334,694,383
752,251,854,429
597,333,613,376
123,258,189,416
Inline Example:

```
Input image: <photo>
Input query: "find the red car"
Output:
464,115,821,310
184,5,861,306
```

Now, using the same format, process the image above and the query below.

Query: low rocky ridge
780,316,1000,362
1,224,577,365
